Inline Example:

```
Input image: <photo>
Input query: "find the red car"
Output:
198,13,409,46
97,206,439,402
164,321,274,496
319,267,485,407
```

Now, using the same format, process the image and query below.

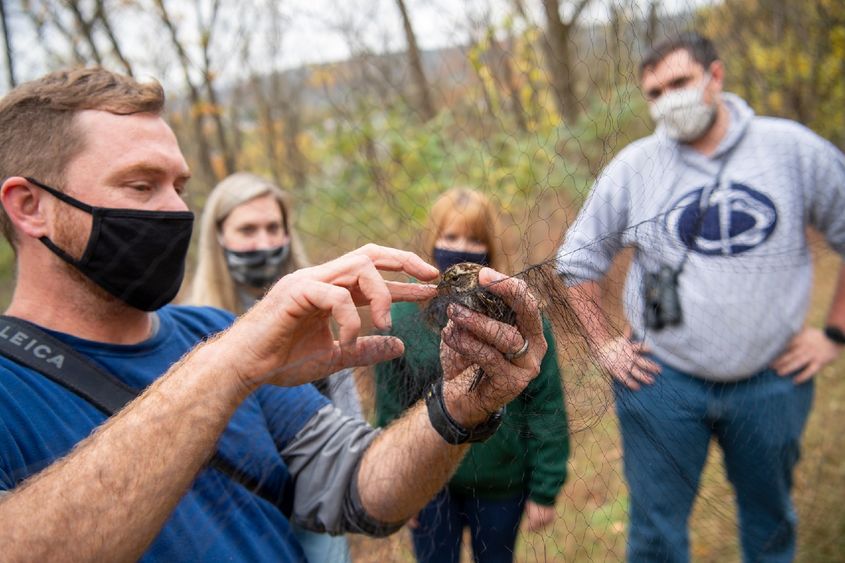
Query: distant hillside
221,9,695,119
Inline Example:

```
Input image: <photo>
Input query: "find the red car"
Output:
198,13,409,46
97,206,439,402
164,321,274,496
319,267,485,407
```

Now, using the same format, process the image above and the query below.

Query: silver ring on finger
504,338,529,361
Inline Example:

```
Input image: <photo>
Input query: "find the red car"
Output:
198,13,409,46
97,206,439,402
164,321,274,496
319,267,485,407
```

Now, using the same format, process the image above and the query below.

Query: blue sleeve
165,305,236,336
256,384,330,450
0,416,14,491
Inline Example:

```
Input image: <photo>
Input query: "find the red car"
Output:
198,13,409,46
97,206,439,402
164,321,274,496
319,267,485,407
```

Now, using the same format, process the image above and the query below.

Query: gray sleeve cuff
281,404,405,536
342,456,405,537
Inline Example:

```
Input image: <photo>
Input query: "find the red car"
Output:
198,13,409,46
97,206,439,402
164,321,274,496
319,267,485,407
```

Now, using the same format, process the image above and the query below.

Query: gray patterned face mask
649,73,717,142
223,244,290,289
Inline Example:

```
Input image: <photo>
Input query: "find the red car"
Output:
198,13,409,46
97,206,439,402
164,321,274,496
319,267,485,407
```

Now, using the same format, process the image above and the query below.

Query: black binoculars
643,265,682,330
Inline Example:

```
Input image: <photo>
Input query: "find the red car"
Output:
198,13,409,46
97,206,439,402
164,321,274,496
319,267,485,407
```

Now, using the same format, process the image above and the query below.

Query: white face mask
649,73,717,142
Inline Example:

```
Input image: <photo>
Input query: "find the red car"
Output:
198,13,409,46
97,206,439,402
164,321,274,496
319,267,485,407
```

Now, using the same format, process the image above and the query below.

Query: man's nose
160,187,190,212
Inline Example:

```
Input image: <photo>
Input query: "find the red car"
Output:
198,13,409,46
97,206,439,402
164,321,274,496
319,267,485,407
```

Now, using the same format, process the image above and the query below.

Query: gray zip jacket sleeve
280,404,404,537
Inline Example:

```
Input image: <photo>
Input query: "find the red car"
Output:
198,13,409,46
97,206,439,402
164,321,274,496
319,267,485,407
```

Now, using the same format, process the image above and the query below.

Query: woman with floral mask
189,172,359,562
375,188,570,563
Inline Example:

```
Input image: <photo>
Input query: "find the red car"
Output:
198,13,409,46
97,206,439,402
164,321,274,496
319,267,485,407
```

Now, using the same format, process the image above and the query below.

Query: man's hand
219,244,438,390
522,500,556,533
355,268,548,526
772,327,842,383
596,336,660,390
437,268,547,427
565,281,658,391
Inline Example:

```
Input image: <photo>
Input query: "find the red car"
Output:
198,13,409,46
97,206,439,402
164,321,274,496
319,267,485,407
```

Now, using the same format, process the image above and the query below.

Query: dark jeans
615,361,813,563
411,489,526,563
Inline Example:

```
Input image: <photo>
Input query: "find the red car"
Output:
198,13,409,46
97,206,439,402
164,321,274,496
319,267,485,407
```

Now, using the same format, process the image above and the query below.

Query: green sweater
375,301,569,505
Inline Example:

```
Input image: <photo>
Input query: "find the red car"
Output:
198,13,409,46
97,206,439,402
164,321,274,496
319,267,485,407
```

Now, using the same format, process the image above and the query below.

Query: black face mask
433,247,489,272
27,177,194,312
223,244,291,289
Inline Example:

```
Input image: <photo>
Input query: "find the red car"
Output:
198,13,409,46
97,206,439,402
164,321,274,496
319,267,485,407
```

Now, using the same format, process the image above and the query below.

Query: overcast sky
1,0,714,92
278,0,712,66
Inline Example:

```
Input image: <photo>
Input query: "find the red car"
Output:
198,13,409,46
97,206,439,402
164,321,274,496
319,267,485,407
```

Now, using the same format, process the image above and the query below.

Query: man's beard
52,206,122,307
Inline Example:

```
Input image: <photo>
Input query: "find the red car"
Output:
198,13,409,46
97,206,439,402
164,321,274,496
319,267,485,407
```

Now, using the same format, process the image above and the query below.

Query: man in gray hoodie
557,32,845,562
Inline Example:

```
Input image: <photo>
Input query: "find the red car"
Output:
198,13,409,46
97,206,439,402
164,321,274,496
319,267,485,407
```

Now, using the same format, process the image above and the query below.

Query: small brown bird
425,262,516,391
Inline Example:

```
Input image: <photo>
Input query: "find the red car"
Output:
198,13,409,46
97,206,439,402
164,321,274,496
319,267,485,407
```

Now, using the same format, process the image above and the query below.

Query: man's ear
0,176,50,240
709,60,725,90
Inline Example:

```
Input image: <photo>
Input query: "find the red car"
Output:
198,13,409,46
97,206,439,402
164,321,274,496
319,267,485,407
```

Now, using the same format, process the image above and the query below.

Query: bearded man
557,32,845,562
0,68,547,561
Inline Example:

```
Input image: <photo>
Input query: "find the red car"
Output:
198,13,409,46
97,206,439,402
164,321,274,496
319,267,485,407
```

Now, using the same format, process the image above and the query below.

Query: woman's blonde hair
422,188,511,274
189,172,310,313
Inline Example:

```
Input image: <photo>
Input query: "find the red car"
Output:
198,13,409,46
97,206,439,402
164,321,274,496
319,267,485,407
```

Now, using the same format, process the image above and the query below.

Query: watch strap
824,325,845,345
424,379,503,445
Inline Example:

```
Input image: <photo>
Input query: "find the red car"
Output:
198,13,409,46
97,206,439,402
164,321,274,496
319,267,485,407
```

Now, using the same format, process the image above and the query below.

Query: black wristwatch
424,379,503,445
824,325,845,346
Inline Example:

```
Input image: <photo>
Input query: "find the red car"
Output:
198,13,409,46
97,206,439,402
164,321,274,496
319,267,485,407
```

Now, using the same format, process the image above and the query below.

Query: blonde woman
375,188,570,563
190,172,359,561
190,172,308,313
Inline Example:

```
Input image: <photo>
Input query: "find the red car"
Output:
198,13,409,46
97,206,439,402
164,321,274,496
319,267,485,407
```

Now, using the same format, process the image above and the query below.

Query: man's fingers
351,243,439,280
630,340,653,354
442,324,523,382
299,250,438,328
794,362,818,384
440,334,474,380
385,280,437,302
350,260,394,330
298,281,362,346
616,371,640,391
442,325,501,369
774,353,808,376
334,335,406,369
633,354,660,375
628,366,654,385
771,348,797,371
447,304,526,357
267,335,405,383
477,268,544,342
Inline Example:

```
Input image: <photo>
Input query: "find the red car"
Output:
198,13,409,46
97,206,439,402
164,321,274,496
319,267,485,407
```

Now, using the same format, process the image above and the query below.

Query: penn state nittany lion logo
665,182,778,255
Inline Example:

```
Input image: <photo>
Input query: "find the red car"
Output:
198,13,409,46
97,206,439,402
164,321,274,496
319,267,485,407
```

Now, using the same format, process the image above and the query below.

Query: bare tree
62,0,104,65
276,73,309,191
394,0,436,121
23,0,88,67
194,0,235,175
486,26,528,132
0,0,15,88
18,1,134,76
94,0,134,76
646,0,660,46
153,0,217,185
241,1,311,191
541,0,593,123
609,3,621,81
509,0,547,125
251,74,284,187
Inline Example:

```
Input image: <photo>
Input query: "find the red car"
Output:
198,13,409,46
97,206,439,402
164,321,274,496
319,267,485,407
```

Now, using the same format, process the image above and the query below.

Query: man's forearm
355,386,474,524
826,263,845,327
0,339,248,561
568,280,614,348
